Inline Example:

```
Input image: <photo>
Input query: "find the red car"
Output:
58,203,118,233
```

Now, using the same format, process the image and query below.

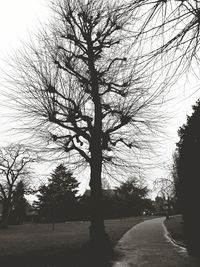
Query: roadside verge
163,215,186,249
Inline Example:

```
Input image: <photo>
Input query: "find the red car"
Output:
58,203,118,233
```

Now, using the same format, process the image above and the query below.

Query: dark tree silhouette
0,144,35,228
116,177,150,216
35,164,79,227
7,0,164,250
175,99,200,256
116,178,148,202
80,179,152,219
11,180,28,224
171,151,182,213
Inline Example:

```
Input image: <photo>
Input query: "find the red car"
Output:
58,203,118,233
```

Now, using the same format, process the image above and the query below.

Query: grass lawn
0,216,155,266
164,214,186,247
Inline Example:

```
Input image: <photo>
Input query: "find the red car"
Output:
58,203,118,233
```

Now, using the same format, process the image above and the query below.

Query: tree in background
115,177,150,217
10,180,28,225
0,144,36,228
80,178,153,219
153,177,175,218
171,151,182,213
35,164,80,226
7,0,163,251
175,99,200,256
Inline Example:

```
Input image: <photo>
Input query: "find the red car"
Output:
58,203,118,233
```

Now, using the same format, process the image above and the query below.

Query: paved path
112,217,200,267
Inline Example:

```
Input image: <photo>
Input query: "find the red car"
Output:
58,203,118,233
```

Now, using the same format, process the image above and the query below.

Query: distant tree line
32,165,154,224
0,153,155,228
0,148,174,228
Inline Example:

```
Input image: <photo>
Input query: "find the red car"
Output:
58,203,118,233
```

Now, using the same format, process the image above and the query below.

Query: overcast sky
0,0,199,198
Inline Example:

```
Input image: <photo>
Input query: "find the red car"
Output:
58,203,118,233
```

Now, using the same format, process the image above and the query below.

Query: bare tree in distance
6,0,165,251
0,144,36,228
153,177,175,218
154,177,175,199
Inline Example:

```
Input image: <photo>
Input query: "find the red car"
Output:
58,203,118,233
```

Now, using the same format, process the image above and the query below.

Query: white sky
0,0,199,200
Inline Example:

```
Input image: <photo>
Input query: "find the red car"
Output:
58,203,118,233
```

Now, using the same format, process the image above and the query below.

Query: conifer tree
36,164,79,224
175,100,200,256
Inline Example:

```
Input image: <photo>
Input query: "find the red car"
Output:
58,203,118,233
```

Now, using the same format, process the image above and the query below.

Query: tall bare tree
7,0,164,249
127,0,200,83
0,144,35,228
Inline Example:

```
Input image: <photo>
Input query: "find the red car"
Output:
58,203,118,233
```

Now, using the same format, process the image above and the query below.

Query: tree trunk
89,161,105,240
88,149,111,253
86,36,111,259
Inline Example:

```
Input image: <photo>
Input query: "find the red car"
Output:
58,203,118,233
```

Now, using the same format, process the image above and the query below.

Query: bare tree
0,144,36,228
154,177,174,199
128,0,200,82
6,0,164,249
153,177,175,218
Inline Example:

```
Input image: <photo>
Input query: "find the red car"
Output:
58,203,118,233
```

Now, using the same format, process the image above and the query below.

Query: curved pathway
112,217,200,267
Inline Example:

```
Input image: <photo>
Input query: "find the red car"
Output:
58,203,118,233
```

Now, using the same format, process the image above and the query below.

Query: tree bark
88,159,111,260
88,124,111,254
89,160,105,241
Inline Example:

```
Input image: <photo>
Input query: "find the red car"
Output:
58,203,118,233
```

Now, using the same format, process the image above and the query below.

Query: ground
113,217,200,267
164,214,186,247
0,216,153,266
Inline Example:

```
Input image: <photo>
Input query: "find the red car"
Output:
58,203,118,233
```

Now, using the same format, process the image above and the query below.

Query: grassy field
0,216,155,266
164,215,186,247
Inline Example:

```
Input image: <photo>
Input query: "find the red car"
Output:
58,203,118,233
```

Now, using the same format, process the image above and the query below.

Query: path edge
162,218,187,251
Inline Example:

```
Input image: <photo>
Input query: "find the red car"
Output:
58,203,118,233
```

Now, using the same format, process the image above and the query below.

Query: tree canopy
8,0,163,176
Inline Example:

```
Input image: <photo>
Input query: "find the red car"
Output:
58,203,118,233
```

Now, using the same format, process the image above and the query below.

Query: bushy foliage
80,178,153,219
114,178,151,217
35,173,153,222
174,99,200,256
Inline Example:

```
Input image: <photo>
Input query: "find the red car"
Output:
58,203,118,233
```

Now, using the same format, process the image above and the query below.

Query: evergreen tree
175,99,200,256
11,180,27,224
35,164,80,223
